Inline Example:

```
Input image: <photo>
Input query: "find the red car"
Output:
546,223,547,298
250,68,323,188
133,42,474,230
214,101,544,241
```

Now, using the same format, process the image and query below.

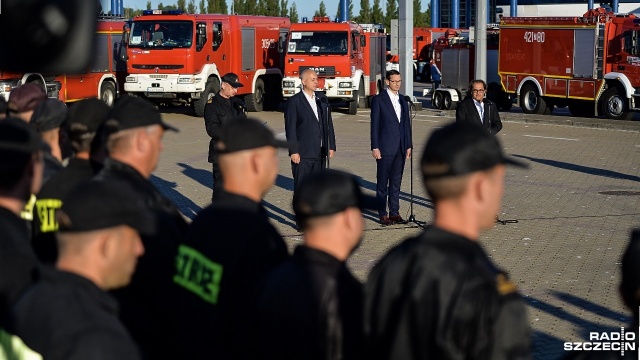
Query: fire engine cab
124,10,290,116
499,8,640,120
281,16,386,115
386,27,451,81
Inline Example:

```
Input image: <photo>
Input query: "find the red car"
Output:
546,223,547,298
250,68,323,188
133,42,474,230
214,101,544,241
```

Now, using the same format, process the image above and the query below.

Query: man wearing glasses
370,70,413,226
456,79,503,135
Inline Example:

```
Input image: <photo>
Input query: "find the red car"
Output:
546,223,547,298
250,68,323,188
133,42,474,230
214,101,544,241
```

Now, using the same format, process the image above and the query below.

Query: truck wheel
443,93,457,110
358,79,367,109
520,84,550,115
568,100,595,118
601,87,633,120
194,77,220,117
100,81,117,108
348,87,359,115
245,78,265,112
433,91,443,110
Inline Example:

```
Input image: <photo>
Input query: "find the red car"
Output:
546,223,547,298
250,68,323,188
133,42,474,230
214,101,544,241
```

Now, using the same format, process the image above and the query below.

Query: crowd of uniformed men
0,71,638,360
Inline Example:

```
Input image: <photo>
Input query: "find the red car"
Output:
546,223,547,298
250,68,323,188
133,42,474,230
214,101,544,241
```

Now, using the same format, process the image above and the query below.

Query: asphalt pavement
152,84,639,359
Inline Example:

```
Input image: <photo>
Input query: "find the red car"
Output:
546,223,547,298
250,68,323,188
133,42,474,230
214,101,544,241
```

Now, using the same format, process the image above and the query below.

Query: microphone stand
404,95,427,229
320,96,331,169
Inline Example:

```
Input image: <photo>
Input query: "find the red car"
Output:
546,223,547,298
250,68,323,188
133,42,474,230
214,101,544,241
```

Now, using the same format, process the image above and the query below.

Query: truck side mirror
212,22,223,49
196,22,207,51
361,34,366,47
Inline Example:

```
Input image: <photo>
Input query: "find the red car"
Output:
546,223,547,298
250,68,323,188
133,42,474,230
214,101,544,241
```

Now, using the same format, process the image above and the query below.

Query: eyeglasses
388,80,402,84
471,89,485,93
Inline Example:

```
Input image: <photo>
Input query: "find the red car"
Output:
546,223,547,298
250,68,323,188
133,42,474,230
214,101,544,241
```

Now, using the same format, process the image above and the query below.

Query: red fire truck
386,27,451,80
0,17,128,106
281,17,387,115
431,26,507,110
499,8,640,120
124,10,290,116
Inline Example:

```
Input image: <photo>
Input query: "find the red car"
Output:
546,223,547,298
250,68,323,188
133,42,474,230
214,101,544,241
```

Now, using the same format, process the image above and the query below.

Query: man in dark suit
455,79,503,135
370,70,413,226
285,69,336,193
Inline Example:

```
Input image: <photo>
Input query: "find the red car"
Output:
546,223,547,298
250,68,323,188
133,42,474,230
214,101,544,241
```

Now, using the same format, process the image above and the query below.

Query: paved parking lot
153,99,639,359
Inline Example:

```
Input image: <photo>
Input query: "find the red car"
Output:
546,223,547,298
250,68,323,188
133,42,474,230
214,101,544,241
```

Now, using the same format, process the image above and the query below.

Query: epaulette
495,273,518,295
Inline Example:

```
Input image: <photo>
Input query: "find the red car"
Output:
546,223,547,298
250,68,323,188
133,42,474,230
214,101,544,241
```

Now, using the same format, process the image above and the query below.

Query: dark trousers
376,149,405,217
211,162,222,202
292,154,326,193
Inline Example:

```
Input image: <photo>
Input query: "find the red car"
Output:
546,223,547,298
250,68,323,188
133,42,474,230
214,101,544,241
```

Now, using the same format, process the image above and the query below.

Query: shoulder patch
496,273,518,295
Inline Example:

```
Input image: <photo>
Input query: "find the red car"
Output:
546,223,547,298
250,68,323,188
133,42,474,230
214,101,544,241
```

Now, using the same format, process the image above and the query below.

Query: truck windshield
287,31,348,55
129,21,193,49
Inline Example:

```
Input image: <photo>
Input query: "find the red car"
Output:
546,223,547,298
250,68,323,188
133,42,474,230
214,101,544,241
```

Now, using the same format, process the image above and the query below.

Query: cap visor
272,139,290,149
161,122,179,132
504,156,528,169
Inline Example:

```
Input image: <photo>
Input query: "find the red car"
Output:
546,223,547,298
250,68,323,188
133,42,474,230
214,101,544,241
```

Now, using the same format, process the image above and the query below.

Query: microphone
403,95,413,104
319,95,329,104
231,97,245,112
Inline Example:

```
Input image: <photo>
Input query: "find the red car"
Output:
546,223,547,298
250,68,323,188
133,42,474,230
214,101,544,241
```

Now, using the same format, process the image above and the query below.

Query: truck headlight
339,82,352,88
126,76,137,83
283,80,295,88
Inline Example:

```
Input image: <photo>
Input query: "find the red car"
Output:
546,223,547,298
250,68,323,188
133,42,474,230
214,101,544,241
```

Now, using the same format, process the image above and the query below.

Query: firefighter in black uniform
32,98,110,263
364,122,532,360
258,169,378,360
172,118,289,359
0,118,43,320
4,181,151,360
204,72,247,201
95,95,186,359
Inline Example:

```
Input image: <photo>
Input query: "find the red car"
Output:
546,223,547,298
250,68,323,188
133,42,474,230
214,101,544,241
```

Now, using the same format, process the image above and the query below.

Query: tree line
122,0,430,29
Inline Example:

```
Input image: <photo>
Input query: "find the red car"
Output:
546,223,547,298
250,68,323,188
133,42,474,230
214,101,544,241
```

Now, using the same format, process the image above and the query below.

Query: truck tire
348,87,359,115
568,100,595,118
601,87,633,120
194,77,220,117
432,91,443,110
358,79,366,109
245,78,265,112
520,84,551,115
100,81,117,108
443,93,457,110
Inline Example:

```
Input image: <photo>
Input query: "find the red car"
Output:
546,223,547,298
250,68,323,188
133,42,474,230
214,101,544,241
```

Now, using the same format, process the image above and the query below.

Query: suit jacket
455,97,503,135
285,90,336,158
204,94,247,163
370,90,413,156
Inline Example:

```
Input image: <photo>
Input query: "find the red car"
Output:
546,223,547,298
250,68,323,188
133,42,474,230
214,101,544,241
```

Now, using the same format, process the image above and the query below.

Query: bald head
300,69,318,95
218,145,279,202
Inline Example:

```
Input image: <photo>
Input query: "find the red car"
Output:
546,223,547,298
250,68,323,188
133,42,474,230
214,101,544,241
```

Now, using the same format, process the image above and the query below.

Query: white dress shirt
303,91,319,121
474,100,484,124
387,88,401,122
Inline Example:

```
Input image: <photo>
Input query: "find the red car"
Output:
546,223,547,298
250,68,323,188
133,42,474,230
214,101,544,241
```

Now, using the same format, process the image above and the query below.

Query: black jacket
455,97,503,135
284,91,336,158
93,158,187,359
204,94,247,163
172,190,289,359
258,246,363,360
32,158,95,263
364,226,532,360
6,268,141,360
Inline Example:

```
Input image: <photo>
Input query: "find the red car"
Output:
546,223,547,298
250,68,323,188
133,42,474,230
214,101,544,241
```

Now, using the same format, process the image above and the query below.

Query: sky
120,0,431,20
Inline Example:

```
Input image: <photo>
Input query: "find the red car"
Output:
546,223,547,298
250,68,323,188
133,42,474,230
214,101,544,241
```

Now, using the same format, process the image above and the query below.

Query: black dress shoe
389,215,407,224
380,216,392,226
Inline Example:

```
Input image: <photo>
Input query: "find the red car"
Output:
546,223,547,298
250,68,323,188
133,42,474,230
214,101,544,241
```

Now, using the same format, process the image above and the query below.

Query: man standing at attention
285,68,336,193
204,73,247,201
370,69,412,226
456,79,503,135
364,122,531,360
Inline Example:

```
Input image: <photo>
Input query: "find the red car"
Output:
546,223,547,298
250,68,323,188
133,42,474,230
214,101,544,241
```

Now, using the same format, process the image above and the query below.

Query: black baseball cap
109,95,178,132
0,117,42,153
67,98,110,132
216,118,288,154
620,229,640,307
57,181,154,234
293,169,379,224
221,73,244,88
31,99,67,133
421,122,527,178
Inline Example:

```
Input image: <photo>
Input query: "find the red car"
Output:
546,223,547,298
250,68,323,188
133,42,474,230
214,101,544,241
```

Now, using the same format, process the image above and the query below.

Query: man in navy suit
370,70,413,226
285,69,336,193
455,79,503,135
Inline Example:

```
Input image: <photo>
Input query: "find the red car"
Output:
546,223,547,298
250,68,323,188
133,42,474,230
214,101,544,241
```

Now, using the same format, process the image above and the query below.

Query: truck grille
300,66,336,77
